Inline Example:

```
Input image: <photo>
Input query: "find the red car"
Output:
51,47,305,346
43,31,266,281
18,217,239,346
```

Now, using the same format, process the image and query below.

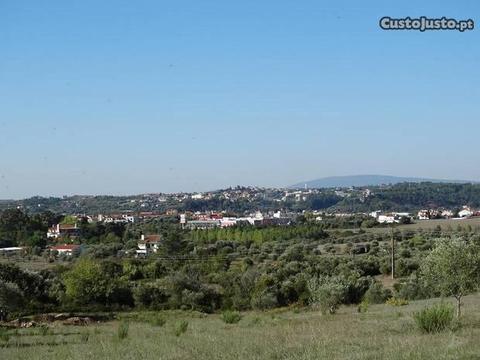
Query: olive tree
0,280,24,319
307,276,347,314
421,239,480,318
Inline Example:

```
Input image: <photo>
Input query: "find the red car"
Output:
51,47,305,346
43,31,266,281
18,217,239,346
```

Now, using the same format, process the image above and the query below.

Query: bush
307,276,347,315
221,310,242,324
149,313,166,327
363,282,391,304
133,283,169,309
386,297,409,306
174,320,188,336
251,292,278,310
414,302,454,333
0,327,10,343
38,324,50,336
117,321,129,340
80,331,90,343
0,281,25,314
357,299,369,313
395,275,430,300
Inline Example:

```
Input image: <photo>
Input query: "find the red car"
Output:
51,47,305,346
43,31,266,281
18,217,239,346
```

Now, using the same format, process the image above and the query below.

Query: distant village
2,186,480,258
36,204,480,258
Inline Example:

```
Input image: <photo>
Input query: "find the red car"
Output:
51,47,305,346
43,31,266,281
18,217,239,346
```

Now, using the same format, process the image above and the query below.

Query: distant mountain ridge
290,175,475,189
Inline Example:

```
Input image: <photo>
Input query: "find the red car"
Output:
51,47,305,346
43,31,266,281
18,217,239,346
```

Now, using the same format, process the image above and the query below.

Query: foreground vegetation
2,294,480,359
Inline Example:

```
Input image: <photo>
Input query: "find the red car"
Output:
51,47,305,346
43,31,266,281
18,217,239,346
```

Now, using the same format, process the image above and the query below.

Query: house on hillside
47,223,80,239
377,214,396,224
441,210,454,218
458,207,474,218
136,234,161,256
417,210,430,220
98,214,135,224
50,244,82,256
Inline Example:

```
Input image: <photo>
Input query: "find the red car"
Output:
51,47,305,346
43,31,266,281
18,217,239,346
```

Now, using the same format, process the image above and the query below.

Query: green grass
3,295,480,359
413,302,454,333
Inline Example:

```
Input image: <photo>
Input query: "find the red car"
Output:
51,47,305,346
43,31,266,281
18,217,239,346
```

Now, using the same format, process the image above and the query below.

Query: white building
378,215,396,224
50,244,81,256
458,207,474,218
47,223,80,239
441,210,454,218
220,217,238,228
417,210,430,220
136,234,161,256
98,214,135,224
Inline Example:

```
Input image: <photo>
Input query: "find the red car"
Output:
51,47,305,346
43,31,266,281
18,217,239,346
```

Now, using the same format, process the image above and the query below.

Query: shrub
363,282,391,304
38,324,50,336
307,276,347,315
414,302,454,333
133,282,170,309
174,320,188,336
357,299,369,313
0,281,25,314
395,275,430,300
117,321,129,340
251,291,278,310
386,297,409,306
149,314,166,327
0,327,10,343
80,331,90,343
221,310,242,324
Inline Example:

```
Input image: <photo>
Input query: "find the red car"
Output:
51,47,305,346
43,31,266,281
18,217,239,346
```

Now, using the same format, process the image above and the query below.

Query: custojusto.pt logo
379,16,474,32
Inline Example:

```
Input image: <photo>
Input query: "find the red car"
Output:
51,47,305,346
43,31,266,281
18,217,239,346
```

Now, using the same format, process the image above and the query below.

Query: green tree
0,280,25,316
62,259,132,306
421,239,480,317
307,276,348,314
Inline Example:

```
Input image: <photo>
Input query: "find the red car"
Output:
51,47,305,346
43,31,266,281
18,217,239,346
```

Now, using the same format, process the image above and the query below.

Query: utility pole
391,225,395,280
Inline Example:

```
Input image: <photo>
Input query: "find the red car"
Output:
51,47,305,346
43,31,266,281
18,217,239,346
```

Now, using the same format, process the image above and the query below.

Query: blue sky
0,0,478,198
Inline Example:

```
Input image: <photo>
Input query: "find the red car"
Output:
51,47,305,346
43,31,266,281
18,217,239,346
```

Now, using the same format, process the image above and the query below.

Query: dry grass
2,295,480,359
371,217,480,233
0,256,68,271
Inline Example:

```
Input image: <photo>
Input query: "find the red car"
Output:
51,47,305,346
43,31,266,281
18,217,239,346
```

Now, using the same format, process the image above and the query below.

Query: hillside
2,183,480,214
331,182,480,212
290,174,474,189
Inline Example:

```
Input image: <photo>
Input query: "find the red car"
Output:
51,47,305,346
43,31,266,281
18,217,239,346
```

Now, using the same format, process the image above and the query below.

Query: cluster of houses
4,201,479,259
368,211,413,224
180,210,295,230
368,206,479,224
416,206,479,220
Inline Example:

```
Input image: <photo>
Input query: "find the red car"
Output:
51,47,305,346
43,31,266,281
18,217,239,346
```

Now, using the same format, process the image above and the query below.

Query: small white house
136,234,161,256
458,208,474,218
50,244,81,256
417,210,430,220
441,210,454,218
47,224,80,239
377,215,396,224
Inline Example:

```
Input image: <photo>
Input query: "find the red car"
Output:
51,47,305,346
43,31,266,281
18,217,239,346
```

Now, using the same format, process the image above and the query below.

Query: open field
0,256,68,271
400,217,480,230
2,295,480,360
362,217,480,234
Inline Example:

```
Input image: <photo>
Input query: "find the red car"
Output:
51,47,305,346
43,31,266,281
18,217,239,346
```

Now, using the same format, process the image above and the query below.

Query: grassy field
372,217,480,233
2,295,480,359
0,256,69,271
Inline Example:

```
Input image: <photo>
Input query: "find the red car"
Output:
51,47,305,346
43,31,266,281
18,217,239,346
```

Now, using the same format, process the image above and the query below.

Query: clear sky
0,0,478,199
